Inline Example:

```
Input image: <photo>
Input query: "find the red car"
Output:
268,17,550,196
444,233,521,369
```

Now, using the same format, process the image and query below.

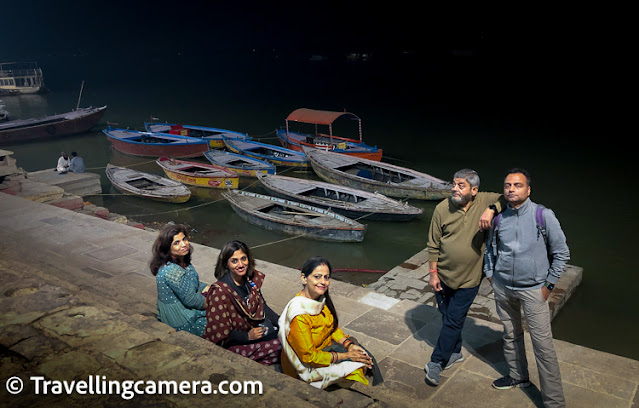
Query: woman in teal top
151,224,209,336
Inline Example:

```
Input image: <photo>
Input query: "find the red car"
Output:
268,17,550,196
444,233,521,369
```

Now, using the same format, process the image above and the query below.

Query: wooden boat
304,148,452,200
223,136,309,168
156,157,239,189
222,190,366,242
203,149,276,177
105,164,191,203
0,62,44,95
0,106,107,144
144,122,250,149
104,127,209,158
257,174,423,221
277,108,382,161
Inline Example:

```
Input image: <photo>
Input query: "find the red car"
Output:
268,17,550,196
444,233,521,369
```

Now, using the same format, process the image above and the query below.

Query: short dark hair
506,168,531,186
214,240,255,280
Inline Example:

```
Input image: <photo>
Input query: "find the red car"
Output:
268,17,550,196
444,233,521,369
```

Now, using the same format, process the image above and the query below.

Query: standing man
424,169,506,386
69,151,85,173
484,168,569,408
56,152,70,174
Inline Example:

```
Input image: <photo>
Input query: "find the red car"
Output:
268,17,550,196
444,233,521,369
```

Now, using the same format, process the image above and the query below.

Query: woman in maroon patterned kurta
203,241,281,365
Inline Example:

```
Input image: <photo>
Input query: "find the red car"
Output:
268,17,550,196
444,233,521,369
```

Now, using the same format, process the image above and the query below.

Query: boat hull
105,129,209,158
223,137,309,168
156,157,239,189
145,122,250,149
203,150,276,178
257,174,423,221
0,106,107,144
222,190,365,242
106,164,191,203
277,130,383,161
306,149,452,200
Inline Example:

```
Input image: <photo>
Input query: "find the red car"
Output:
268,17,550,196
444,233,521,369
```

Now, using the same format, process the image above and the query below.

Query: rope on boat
84,159,158,171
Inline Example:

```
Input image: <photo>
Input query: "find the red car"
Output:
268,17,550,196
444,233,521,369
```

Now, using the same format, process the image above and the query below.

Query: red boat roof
285,108,360,125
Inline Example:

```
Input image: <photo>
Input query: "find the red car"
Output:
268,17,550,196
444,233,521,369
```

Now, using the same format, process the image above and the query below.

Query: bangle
330,351,338,363
342,339,353,350
429,269,438,274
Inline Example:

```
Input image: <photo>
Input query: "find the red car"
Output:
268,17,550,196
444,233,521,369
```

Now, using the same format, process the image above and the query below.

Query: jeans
430,282,479,366
492,279,565,408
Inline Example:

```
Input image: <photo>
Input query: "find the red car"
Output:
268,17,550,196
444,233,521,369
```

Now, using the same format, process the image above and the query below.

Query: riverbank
1,154,637,407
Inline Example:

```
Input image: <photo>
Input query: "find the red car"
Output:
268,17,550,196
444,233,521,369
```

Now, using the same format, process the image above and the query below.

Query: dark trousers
430,282,480,366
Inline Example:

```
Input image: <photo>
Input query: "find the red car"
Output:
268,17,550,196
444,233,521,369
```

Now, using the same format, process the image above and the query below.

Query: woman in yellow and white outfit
279,256,379,389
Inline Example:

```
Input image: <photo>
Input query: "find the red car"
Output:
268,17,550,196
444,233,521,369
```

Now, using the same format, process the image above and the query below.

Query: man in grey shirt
69,151,85,173
484,168,569,408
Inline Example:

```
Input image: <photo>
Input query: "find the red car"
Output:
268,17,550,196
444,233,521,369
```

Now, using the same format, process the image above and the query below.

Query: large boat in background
0,62,44,95
0,106,107,144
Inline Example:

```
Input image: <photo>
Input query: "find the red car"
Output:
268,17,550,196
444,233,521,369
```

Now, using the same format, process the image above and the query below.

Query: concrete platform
1,192,637,407
28,169,102,197
368,249,583,325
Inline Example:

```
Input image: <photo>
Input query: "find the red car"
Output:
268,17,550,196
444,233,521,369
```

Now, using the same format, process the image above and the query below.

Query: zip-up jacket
483,199,570,290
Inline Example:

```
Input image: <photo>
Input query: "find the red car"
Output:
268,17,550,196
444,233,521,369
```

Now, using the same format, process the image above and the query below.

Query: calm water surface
1,53,636,360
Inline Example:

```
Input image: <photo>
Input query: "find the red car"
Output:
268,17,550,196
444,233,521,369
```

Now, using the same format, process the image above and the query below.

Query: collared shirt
427,192,504,289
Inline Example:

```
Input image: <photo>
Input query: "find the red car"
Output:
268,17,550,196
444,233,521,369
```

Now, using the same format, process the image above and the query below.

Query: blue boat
144,122,250,149
222,137,309,168
203,149,276,177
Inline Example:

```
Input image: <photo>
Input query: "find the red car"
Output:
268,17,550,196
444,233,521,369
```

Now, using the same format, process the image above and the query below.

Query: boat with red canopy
276,108,382,161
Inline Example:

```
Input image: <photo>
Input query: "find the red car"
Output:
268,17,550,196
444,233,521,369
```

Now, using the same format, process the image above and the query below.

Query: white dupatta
278,295,364,389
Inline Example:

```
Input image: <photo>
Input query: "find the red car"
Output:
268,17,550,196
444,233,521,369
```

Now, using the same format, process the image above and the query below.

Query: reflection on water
2,53,638,360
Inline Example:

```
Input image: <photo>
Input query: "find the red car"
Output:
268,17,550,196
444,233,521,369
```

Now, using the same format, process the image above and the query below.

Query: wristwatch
488,204,498,212
544,281,555,291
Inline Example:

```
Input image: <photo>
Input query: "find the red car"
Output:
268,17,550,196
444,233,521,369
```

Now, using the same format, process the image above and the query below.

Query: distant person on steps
56,152,70,174
69,151,85,173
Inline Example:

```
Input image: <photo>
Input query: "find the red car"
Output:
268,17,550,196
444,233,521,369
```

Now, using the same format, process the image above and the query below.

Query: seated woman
203,240,281,366
151,224,209,336
279,256,381,389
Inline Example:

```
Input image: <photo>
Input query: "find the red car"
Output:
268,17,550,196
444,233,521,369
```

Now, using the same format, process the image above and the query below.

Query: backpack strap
535,205,548,245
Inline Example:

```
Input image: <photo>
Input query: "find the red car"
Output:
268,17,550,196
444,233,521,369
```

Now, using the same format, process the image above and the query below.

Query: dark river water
1,51,635,360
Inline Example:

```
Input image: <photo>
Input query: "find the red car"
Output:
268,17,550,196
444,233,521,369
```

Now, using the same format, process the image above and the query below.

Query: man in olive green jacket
424,169,505,386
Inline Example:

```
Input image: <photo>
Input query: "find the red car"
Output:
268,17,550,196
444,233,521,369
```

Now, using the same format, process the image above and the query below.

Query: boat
0,106,107,144
223,137,309,168
203,149,276,177
104,127,209,158
155,156,239,189
144,122,250,148
105,164,191,203
277,108,382,161
304,148,452,200
222,189,366,242
257,174,423,221
0,62,44,95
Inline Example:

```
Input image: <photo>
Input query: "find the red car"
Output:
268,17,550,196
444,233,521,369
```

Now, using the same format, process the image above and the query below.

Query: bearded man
424,169,506,386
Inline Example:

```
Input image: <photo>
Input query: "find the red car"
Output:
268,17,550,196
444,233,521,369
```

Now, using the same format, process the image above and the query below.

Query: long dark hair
214,240,255,280
150,224,193,276
301,256,338,330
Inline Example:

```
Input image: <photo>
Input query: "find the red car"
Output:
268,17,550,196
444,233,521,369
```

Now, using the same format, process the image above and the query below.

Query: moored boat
0,62,44,95
304,148,452,200
104,127,209,158
277,108,382,161
223,137,309,168
257,174,423,221
0,106,107,144
203,149,276,177
156,156,239,189
105,164,191,203
221,189,366,242
145,122,250,148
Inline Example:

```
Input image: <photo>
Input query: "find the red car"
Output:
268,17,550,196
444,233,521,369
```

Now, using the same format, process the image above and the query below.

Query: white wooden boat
304,148,452,200
257,174,423,221
221,189,366,242
106,164,191,203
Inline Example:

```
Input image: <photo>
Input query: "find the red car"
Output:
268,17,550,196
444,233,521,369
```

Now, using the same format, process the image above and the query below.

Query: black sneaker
492,376,531,390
